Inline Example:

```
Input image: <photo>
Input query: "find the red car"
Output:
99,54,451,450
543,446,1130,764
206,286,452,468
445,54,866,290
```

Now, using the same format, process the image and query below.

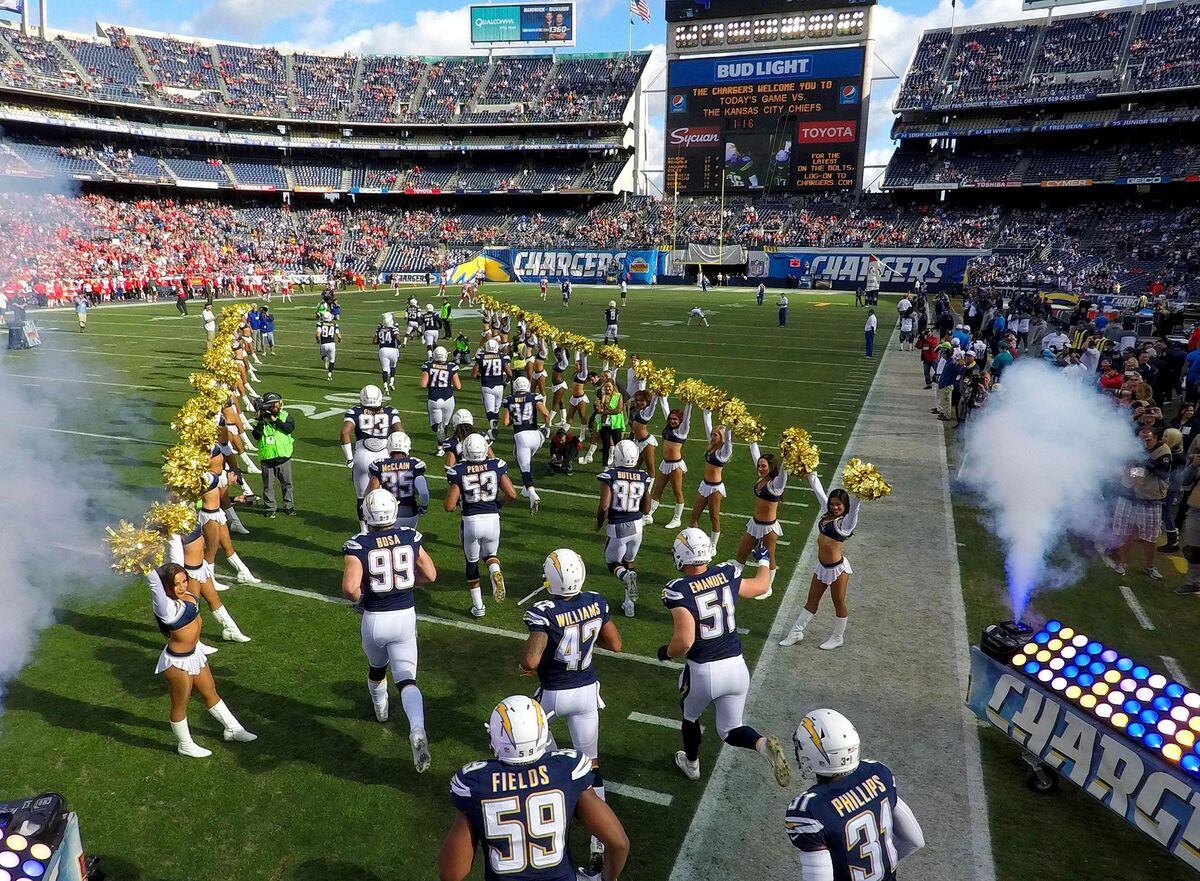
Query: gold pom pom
144,501,198,536
719,397,765,443
675,378,728,410
598,344,627,368
202,348,239,385
162,444,212,501
842,458,892,500
648,366,675,397
779,427,821,474
106,520,165,575
633,358,656,381
171,398,219,448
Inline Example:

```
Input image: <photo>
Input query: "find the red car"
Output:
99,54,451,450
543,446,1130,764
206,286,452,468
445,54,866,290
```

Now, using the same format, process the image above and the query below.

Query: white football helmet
360,384,384,408
794,708,860,777
673,527,713,570
463,433,489,463
612,439,639,469
450,408,474,430
544,548,586,598
426,303,435,313
362,489,398,528
382,312,395,327
487,695,551,765
322,312,336,323
512,376,531,394
433,346,449,363
408,297,418,307
484,337,500,354
609,300,616,308
387,431,412,455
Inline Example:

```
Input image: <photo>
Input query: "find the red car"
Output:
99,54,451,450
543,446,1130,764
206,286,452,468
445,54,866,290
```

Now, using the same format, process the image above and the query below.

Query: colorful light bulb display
0,830,52,881
1010,619,1200,776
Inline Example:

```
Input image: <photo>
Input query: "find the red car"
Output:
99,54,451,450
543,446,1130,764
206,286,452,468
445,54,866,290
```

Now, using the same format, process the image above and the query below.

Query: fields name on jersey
492,766,552,793
983,671,1200,870
513,251,628,279
809,254,949,284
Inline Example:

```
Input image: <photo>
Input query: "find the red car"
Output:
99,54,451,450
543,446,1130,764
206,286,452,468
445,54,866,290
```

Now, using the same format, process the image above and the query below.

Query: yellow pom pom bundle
675,378,727,410
842,458,892,500
143,500,198,536
106,521,165,575
779,427,821,474
162,443,212,500
719,397,765,443
598,344,628,368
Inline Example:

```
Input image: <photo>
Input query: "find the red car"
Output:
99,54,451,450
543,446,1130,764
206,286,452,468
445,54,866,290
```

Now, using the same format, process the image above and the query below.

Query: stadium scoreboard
470,3,575,47
666,46,867,192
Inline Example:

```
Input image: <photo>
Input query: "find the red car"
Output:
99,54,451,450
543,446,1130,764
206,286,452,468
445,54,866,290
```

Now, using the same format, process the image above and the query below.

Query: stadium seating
216,43,287,116
0,28,86,95
354,55,423,122
416,57,489,121
292,53,357,118
58,29,149,104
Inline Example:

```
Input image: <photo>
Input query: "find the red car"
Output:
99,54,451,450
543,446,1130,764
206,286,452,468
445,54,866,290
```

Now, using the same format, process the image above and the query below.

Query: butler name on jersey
450,748,595,881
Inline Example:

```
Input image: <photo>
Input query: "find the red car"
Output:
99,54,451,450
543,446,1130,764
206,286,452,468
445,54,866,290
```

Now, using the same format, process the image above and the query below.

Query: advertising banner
447,249,666,284
764,248,982,288
470,3,574,47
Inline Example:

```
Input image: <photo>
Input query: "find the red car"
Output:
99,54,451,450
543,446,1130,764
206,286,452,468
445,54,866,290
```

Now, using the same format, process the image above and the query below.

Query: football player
596,440,651,617
659,528,790,787
785,709,925,881
602,300,620,344
539,276,548,301
375,313,401,391
444,433,517,618
442,408,479,466
421,303,443,358
341,490,439,773
419,346,461,443
403,297,421,347
341,384,404,530
439,694,629,881
501,375,552,513
366,432,429,529
521,549,622,872
473,337,511,438
315,312,341,381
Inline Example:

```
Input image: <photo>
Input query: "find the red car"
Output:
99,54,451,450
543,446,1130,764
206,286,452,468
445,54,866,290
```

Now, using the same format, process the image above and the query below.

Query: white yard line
1119,585,1156,630
605,781,673,807
628,711,694,731
1162,656,1191,688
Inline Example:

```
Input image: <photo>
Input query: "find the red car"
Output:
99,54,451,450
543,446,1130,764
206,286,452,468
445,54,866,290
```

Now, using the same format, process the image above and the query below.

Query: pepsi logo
669,94,687,112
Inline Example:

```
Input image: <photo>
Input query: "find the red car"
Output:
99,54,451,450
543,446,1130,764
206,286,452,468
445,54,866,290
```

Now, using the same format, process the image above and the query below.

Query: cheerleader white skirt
698,480,726,498
659,458,688,476
569,394,588,407
745,517,783,539
198,508,227,527
635,434,658,451
814,557,852,586
155,646,207,676
552,381,568,392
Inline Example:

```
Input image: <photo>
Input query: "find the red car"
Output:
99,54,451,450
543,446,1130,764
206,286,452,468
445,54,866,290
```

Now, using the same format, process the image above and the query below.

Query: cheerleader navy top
749,442,789,502
701,410,734,467
809,472,860,540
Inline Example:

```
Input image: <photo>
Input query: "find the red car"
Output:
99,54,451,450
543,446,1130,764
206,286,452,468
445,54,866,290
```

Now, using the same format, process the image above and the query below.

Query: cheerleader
688,410,733,551
566,351,592,444
734,443,787,598
551,343,570,426
647,399,691,529
527,334,548,396
778,472,859,650
208,429,252,534
199,469,260,588
165,516,251,644
627,390,658,475
148,562,256,757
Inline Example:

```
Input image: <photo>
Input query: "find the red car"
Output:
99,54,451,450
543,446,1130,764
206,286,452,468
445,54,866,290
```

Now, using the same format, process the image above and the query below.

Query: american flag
630,0,651,23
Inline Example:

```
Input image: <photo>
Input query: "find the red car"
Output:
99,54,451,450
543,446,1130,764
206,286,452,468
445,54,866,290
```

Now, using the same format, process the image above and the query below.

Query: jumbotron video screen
665,46,866,192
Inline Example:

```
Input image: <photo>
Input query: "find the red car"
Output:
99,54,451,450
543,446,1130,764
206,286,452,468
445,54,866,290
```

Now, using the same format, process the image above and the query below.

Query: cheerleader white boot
709,532,720,552
208,700,257,742
252,353,263,365
228,553,261,584
239,451,261,475
819,617,848,651
664,503,684,529
171,719,212,758
779,609,813,647
198,641,219,655
212,605,251,642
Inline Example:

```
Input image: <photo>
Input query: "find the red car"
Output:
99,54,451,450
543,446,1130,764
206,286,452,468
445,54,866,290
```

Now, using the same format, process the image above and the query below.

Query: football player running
521,549,622,874
596,440,651,617
473,336,511,438
341,384,403,532
659,528,791,787
419,346,462,444
403,297,421,347
315,312,341,381
341,490,439,773
444,433,517,618
501,375,553,513
438,695,629,881
785,709,925,881
375,313,401,391
421,303,443,359
366,432,429,529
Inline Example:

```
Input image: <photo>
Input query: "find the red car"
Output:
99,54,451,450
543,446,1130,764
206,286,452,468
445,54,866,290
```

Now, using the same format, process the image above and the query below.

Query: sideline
668,328,996,881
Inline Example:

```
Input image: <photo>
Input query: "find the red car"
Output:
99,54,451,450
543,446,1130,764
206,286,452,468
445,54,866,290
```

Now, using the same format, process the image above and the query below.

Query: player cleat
326,372,333,381
411,730,431,773
763,735,791,787
529,492,540,514
588,841,605,874
221,627,251,643
491,569,506,602
470,604,487,618
621,568,638,603
236,570,261,584
819,633,844,651
778,625,805,646
621,592,635,618
373,697,389,722
674,750,701,781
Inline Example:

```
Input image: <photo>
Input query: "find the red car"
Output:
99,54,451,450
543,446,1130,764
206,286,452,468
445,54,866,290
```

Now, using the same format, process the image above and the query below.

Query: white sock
710,531,720,550
650,499,661,515
469,586,483,608
672,503,684,521
228,553,251,576
400,683,426,733
487,560,502,576
791,609,814,633
239,452,256,470
768,568,778,586
368,679,388,704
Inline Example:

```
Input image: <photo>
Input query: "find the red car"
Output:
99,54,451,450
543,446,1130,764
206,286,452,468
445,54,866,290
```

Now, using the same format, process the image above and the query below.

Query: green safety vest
257,410,294,461
604,393,626,430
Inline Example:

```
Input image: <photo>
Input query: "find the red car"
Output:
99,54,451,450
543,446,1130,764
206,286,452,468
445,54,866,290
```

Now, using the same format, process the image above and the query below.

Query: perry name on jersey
523,592,610,690
450,749,594,881
448,459,508,516
597,467,650,524
342,526,423,612
662,562,743,663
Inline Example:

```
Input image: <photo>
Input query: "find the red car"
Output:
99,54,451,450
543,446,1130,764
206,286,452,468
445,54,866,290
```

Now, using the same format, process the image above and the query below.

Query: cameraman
250,392,295,518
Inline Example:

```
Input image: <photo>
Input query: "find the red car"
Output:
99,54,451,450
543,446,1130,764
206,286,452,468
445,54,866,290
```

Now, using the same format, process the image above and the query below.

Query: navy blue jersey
440,435,464,461
523,592,610,690
423,361,457,401
448,458,508,516
344,405,400,443
376,325,400,348
405,305,420,323
317,322,338,342
785,761,900,881
421,312,442,331
597,467,650,525
368,455,427,516
505,392,544,433
341,526,423,612
450,749,594,881
477,352,510,387
604,307,618,325
661,563,743,663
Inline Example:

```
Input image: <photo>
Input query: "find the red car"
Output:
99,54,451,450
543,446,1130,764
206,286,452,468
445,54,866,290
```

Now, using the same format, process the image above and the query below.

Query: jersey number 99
482,790,566,873
367,545,415,593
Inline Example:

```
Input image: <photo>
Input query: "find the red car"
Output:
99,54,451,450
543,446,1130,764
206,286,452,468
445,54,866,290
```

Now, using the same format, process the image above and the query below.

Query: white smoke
959,360,1142,617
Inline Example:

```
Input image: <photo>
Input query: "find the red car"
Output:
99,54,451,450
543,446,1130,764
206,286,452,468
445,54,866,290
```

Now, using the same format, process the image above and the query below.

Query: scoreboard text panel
665,47,865,193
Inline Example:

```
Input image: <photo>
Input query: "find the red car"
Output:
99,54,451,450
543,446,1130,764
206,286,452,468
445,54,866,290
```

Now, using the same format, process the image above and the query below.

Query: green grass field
1,283,1197,881
0,284,880,881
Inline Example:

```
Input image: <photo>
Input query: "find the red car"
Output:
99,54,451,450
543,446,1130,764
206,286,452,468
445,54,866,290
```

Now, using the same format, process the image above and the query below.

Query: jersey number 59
482,791,566,872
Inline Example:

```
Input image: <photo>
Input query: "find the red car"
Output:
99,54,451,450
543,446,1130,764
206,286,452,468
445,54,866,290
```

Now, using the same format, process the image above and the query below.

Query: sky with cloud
19,0,1141,192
